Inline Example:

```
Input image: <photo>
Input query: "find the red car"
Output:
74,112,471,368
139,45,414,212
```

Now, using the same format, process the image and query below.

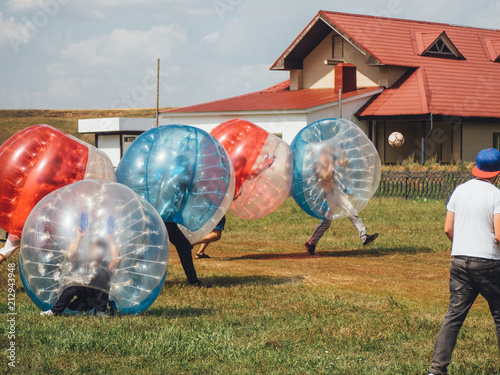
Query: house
161,11,500,163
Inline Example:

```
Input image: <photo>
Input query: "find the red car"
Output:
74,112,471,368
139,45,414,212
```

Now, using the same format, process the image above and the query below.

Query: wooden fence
376,171,476,199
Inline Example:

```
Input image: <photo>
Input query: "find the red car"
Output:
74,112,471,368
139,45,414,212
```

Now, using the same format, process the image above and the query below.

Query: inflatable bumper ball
0,124,116,237
290,118,381,220
211,119,293,220
19,180,169,315
116,125,235,243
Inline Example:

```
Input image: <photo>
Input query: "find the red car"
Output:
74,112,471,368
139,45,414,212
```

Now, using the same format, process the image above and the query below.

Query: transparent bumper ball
290,118,381,220
19,180,169,315
116,125,235,243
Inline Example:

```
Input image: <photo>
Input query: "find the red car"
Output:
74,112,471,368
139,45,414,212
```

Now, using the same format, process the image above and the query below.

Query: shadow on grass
145,306,212,318
229,247,432,261
164,275,304,289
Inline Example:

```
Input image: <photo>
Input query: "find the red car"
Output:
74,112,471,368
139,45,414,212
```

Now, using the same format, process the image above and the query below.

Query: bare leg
197,242,210,256
193,231,222,245
195,231,222,258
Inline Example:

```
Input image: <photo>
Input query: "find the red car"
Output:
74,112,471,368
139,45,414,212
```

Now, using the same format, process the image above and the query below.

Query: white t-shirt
447,178,500,259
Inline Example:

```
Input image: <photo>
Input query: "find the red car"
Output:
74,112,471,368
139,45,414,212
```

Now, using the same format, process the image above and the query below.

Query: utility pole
338,86,342,118
155,58,160,127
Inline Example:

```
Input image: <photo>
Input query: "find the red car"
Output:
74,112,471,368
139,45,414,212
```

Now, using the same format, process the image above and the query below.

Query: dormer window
422,32,464,59
427,38,453,55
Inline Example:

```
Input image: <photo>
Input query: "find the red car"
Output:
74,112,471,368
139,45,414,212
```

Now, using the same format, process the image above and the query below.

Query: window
273,133,283,139
428,38,453,54
493,133,500,150
123,136,136,143
422,33,464,59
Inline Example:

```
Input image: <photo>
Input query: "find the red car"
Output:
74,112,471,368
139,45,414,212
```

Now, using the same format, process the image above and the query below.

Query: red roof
314,11,500,118
164,81,380,113
167,11,500,119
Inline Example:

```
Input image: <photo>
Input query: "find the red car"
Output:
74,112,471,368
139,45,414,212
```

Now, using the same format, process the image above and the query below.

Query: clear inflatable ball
291,118,381,220
0,125,115,237
116,125,235,243
19,180,169,315
211,119,293,220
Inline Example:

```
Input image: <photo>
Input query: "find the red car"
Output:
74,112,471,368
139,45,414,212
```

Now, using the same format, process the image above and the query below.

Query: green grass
0,198,499,374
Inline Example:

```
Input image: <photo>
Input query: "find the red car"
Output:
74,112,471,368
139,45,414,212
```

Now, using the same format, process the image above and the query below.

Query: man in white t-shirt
429,148,500,375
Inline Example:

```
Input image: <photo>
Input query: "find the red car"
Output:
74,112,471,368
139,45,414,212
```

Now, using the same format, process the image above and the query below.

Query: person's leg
193,231,222,246
308,220,332,246
196,231,222,257
164,222,199,284
89,289,109,313
430,258,478,375
336,191,367,241
51,286,89,314
197,242,209,256
471,259,500,355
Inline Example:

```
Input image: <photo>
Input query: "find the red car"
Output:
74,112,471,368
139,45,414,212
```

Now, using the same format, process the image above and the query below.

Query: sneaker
304,242,316,255
40,310,54,316
363,233,379,247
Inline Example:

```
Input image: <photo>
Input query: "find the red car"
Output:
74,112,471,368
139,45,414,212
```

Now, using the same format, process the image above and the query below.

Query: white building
78,117,156,167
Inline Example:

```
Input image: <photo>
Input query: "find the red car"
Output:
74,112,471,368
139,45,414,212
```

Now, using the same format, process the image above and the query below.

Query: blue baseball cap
472,148,500,178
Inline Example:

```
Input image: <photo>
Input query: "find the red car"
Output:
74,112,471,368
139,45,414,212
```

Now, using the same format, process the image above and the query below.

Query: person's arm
247,154,275,180
494,214,500,243
444,211,455,242
66,229,84,261
337,148,349,168
107,235,120,272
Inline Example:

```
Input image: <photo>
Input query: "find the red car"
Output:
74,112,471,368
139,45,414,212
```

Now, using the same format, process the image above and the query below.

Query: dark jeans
430,256,500,374
164,222,199,284
51,285,109,314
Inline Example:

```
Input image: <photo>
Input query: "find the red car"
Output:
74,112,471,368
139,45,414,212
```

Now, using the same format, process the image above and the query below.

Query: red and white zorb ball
211,119,293,220
388,132,404,148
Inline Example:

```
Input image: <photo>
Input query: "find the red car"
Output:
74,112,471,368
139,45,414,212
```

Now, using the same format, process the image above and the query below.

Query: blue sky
1,0,499,109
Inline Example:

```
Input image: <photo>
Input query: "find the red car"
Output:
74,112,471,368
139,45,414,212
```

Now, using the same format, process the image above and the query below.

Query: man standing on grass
429,148,500,375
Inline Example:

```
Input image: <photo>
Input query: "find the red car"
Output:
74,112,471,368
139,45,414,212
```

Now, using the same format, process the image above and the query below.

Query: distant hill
0,108,172,145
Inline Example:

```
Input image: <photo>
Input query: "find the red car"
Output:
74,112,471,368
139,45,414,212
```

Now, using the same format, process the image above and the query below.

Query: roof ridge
319,10,500,33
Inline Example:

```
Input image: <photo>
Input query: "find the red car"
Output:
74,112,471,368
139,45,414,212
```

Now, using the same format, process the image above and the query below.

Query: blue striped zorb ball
116,125,235,243
19,180,169,315
290,118,381,220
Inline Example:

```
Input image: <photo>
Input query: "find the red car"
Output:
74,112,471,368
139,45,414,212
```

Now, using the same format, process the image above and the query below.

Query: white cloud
0,12,23,44
202,31,220,44
6,0,39,12
61,24,187,69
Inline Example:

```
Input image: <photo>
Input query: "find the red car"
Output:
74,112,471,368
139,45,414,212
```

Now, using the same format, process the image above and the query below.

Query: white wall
79,117,155,134
97,134,121,167
161,112,308,144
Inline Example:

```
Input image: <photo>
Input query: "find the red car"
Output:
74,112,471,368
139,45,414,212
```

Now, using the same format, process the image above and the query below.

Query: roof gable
411,30,464,58
270,12,382,71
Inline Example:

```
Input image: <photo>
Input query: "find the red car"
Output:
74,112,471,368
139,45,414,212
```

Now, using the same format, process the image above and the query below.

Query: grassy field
0,197,499,374
0,108,170,146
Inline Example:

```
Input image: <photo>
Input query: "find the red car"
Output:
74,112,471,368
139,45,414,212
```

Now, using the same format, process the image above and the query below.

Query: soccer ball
388,132,404,148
